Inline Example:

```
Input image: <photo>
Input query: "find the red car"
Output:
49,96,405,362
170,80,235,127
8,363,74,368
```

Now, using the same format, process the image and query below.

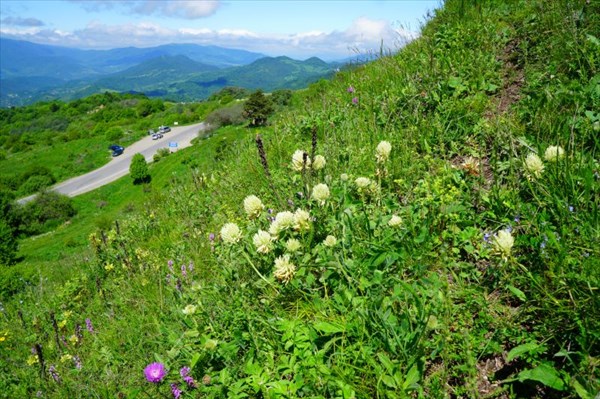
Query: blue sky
1,0,441,60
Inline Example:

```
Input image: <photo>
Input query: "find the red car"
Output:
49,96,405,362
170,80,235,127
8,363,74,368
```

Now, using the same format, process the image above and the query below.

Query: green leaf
402,362,421,390
507,284,527,301
190,352,201,369
313,321,346,334
517,364,565,391
507,342,542,362
573,379,594,399
382,374,397,388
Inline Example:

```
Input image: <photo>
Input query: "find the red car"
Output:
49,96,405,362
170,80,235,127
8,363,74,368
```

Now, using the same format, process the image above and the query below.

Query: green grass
1,0,599,398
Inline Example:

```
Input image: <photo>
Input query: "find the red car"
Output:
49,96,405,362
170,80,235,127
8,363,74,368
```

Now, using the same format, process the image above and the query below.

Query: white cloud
69,0,220,19
0,16,418,60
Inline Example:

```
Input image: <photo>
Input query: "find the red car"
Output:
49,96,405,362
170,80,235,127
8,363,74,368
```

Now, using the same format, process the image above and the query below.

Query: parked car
109,144,124,157
158,125,171,133
152,133,163,140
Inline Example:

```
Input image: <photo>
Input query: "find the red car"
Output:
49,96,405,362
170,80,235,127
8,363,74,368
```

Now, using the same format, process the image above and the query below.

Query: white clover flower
293,209,311,232
253,230,274,254
311,183,330,206
269,211,295,235
388,215,402,228
220,222,242,244
273,254,296,284
291,150,311,172
544,145,565,162
243,195,264,219
312,155,326,171
376,141,392,163
340,173,349,182
286,238,301,253
492,229,514,259
525,153,544,178
182,305,197,315
323,235,337,247
355,177,371,189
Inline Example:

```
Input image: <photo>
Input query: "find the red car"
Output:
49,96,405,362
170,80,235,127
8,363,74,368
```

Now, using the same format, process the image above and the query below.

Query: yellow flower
544,145,565,162
253,230,274,254
355,177,371,189
492,229,514,259
312,155,326,171
273,255,296,284
525,153,544,178
220,223,242,244
291,150,311,171
60,354,73,363
243,195,264,219
293,209,311,232
182,305,197,315
286,239,301,253
58,320,68,329
323,235,337,247
69,335,78,345
376,141,392,163
388,215,402,228
311,183,330,206
340,173,349,182
27,355,39,366
269,211,295,235
104,263,114,272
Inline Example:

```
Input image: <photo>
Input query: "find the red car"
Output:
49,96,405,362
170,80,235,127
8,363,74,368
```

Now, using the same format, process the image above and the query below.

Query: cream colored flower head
286,238,301,253
388,215,402,228
525,153,544,178
311,183,330,206
220,222,242,244
323,235,337,247
312,155,326,171
376,141,392,163
243,195,264,218
269,211,295,235
253,230,274,254
293,209,311,232
273,254,296,284
340,173,349,182
492,229,514,259
182,305,197,315
291,150,311,171
544,145,565,162
355,177,371,189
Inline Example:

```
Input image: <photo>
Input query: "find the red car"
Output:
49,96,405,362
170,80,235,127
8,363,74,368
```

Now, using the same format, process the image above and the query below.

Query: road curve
19,122,207,203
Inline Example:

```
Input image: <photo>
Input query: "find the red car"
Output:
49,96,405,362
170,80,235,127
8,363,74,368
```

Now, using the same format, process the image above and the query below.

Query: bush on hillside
205,102,246,128
14,190,76,236
243,90,274,127
130,153,151,185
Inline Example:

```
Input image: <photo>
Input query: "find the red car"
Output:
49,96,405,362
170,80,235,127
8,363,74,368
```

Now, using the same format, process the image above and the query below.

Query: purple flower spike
181,264,187,277
347,86,355,93
49,365,61,383
184,375,197,388
144,362,166,383
171,383,182,399
85,318,94,334
209,233,215,241
168,260,174,272
180,366,190,377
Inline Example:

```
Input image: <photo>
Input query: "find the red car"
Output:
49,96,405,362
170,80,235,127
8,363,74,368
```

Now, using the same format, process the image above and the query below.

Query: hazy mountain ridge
0,39,336,106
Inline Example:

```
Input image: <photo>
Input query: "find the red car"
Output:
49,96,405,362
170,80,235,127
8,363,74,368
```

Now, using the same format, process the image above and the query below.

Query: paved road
19,122,207,203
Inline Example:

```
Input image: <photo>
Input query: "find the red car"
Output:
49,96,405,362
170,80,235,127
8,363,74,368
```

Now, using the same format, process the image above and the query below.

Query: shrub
14,190,76,236
205,102,246,128
130,153,151,185
18,175,54,196
243,90,274,127
0,219,18,266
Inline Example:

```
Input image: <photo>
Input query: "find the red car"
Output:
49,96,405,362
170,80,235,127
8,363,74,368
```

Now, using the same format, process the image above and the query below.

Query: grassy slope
1,0,599,398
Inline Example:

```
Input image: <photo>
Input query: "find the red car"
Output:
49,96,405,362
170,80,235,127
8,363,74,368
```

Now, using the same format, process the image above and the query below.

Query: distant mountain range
0,39,338,107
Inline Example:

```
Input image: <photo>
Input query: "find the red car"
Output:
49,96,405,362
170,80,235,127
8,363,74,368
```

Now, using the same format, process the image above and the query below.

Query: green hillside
1,0,599,398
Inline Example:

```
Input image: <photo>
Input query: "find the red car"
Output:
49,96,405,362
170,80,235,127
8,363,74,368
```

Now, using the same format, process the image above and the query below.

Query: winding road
19,121,207,203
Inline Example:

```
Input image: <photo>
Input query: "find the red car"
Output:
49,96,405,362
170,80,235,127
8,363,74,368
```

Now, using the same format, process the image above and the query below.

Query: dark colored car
109,145,124,157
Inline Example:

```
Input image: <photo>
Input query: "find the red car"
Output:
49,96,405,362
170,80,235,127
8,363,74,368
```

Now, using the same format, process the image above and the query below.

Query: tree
129,153,151,185
0,219,18,266
243,90,274,127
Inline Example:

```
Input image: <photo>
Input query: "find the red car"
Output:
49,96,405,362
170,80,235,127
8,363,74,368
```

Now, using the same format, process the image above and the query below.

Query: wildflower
461,156,480,176
49,365,61,383
273,255,296,284
347,86,355,93
253,230,274,254
269,211,295,235
312,155,326,171
60,354,73,363
293,209,311,232
323,235,337,247
144,362,166,383
544,145,565,162
286,238,301,253
525,153,544,178
27,355,39,366
340,173,349,182
355,177,371,189
243,195,264,219
188,262,194,273
73,355,82,370
220,223,242,244
168,260,174,272
171,383,182,399
180,367,191,377
291,150,311,171
104,263,114,272
352,97,359,105
492,229,514,259
181,368,197,388
85,318,94,334
208,233,215,241
58,319,67,329
182,305,197,315
388,215,402,228
311,183,330,206
375,141,392,163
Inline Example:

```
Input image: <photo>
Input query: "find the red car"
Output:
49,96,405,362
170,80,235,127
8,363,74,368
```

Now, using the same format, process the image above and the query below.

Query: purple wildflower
514,215,521,223
209,233,215,242
184,375,197,388
180,367,190,377
73,355,82,370
85,318,94,334
144,362,166,383
49,365,61,383
352,97,359,105
347,86,355,93
168,260,174,273
483,232,491,243
267,208,274,214
75,324,83,343
171,383,182,399
181,264,187,278
188,262,194,273
506,225,513,233
175,279,182,292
